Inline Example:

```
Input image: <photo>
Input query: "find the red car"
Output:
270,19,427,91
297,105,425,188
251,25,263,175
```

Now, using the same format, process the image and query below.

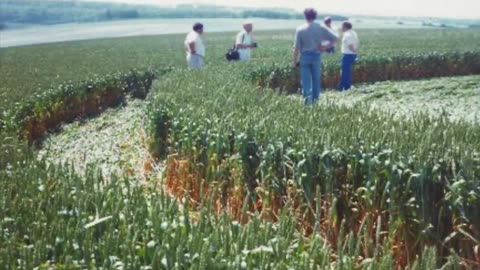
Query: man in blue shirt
292,8,338,105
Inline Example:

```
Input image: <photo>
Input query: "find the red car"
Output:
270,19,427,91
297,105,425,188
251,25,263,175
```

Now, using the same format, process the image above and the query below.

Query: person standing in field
292,8,338,105
323,16,336,54
235,21,257,61
339,21,359,90
185,23,205,70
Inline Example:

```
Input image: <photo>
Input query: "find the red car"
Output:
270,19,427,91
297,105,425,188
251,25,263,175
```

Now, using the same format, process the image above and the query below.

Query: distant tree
105,9,113,20
330,15,349,21
241,10,296,19
0,0,348,25
117,9,139,19
23,10,45,23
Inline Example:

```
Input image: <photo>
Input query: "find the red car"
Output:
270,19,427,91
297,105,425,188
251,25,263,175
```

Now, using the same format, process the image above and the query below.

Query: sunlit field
1,28,479,269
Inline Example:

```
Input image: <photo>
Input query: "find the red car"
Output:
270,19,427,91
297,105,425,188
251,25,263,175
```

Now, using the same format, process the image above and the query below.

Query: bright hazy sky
85,0,480,19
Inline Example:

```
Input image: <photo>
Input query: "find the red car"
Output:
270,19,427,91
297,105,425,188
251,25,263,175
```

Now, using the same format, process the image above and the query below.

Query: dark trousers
340,54,357,91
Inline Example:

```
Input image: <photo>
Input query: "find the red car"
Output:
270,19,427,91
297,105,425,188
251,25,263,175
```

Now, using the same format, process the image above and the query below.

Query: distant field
1,28,480,110
0,17,430,48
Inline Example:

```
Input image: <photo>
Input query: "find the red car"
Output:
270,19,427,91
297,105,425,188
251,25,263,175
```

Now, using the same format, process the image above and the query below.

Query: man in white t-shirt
340,21,359,90
235,21,257,61
184,23,205,69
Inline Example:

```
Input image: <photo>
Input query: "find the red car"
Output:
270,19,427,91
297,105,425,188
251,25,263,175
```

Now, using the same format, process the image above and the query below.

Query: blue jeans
300,52,321,105
340,54,357,91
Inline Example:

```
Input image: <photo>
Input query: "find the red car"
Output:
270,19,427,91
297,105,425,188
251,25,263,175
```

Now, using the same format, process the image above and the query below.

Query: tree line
0,1,348,26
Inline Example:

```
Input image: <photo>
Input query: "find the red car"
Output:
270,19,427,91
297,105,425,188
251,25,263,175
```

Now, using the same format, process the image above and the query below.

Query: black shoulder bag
225,34,245,61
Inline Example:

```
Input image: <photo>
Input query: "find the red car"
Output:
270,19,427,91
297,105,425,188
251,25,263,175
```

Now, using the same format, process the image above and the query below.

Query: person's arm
324,27,339,42
235,33,253,49
318,41,336,52
292,30,301,67
348,44,357,53
188,41,196,54
236,44,253,49
317,27,338,52
353,36,359,53
292,48,300,67
346,34,358,53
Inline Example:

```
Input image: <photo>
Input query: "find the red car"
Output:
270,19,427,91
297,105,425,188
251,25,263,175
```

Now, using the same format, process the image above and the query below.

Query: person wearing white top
235,21,257,61
185,23,205,70
323,16,336,54
340,21,359,90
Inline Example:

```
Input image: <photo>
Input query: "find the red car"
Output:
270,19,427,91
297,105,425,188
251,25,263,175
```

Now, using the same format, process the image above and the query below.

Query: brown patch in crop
164,155,211,206
20,89,125,144
18,71,156,145
158,154,480,269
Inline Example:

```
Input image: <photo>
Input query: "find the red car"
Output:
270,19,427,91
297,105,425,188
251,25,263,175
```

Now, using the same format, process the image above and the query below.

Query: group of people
184,20,256,69
293,8,359,104
184,8,360,104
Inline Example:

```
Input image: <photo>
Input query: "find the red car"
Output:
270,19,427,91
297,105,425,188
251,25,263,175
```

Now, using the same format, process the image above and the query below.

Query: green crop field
1,29,479,109
1,28,480,269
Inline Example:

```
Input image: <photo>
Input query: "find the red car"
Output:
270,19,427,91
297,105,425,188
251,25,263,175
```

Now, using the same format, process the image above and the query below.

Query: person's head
324,16,332,27
342,21,353,32
243,20,253,33
304,8,317,22
193,23,204,34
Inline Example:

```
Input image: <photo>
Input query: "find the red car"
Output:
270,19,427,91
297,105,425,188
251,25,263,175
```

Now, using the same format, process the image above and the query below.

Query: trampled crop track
38,98,158,181
31,70,164,181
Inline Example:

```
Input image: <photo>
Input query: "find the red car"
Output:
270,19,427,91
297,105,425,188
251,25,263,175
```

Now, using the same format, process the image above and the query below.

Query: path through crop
37,75,479,183
321,75,480,123
38,98,160,181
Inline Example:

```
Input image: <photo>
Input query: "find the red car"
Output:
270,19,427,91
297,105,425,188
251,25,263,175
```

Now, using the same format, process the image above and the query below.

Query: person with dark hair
339,21,359,90
323,16,336,54
184,22,205,69
293,8,338,105
324,16,332,28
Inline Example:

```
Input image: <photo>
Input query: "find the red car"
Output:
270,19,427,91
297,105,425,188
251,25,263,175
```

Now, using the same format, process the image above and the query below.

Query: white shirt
185,31,205,57
236,31,252,60
321,25,338,47
341,30,359,55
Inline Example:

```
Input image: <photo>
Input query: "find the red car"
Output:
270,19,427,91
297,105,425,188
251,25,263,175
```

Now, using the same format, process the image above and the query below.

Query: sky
83,0,480,19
